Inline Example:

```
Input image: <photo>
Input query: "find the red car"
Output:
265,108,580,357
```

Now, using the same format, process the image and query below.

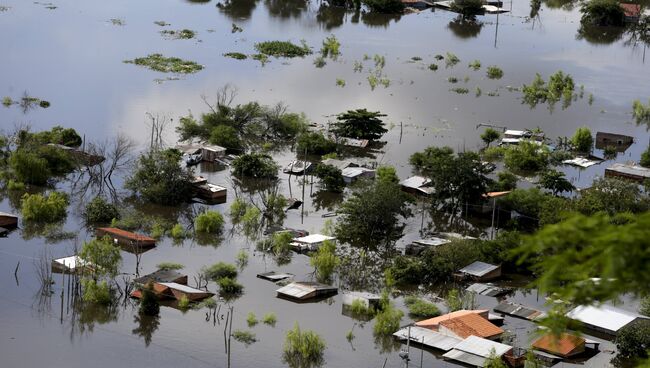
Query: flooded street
1,0,648,367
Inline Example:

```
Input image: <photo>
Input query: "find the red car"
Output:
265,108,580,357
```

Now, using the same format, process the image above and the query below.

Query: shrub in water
404,296,440,318
156,262,184,271
262,312,277,326
217,277,243,295
283,323,326,368
84,196,120,224
247,312,258,327
21,192,68,223
195,211,224,234
139,283,160,316
232,330,257,345
203,262,238,281
82,279,112,305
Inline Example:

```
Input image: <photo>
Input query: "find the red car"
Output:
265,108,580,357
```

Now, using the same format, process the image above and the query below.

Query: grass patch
320,35,340,59
255,40,311,58
411,56,422,61
251,53,269,66
428,63,438,71
445,52,460,68
262,312,277,326
223,52,247,60
160,29,196,39
451,87,470,94
468,60,481,70
283,323,326,368
486,65,504,79
633,99,650,125
336,78,346,87
156,262,184,271
232,330,257,345
404,296,440,318
124,54,203,74
247,312,258,327
447,76,458,83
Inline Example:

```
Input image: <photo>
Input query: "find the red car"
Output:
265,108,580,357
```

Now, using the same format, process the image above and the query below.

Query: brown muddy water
0,0,648,367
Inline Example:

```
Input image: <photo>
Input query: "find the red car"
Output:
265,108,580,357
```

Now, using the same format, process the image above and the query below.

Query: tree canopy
231,153,279,178
331,109,387,141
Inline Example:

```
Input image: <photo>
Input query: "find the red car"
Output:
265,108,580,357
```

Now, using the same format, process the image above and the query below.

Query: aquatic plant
346,329,355,342
373,54,385,68
241,206,261,238
203,262,237,281
447,76,458,83
313,56,326,68
571,126,593,152
434,54,444,60
217,277,243,295
139,284,160,316
109,18,125,26
156,262,184,271
251,53,269,66
170,223,185,239
633,99,650,125
81,279,112,305
195,211,225,234
450,87,469,94
254,40,311,58
475,86,482,97
522,71,576,110
83,196,119,224
124,54,203,74
404,296,440,318
230,198,249,224
411,56,422,61
153,20,169,26
236,249,249,268
367,74,378,90
353,61,363,72
223,52,247,60
373,297,403,335
232,153,279,178
283,323,326,368
231,23,243,33
160,29,196,39
336,78,346,87
320,35,341,59
310,240,340,283
468,60,481,70
2,96,13,106
178,295,190,310
428,63,438,71
232,330,257,345
445,52,460,68
21,192,69,223
247,312,258,327
262,312,277,326
486,65,504,79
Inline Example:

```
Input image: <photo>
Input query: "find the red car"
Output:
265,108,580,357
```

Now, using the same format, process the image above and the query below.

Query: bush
79,237,122,278
209,124,242,150
296,132,337,155
170,223,185,239
481,128,501,147
230,198,249,223
332,108,387,141
255,40,311,58
26,126,82,147
82,279,112,305
404,296,440,318
247,312,258,327
350,299,375,317
21,192,69,222
376,166,399,184
315,164,345,193
7,180,25,191
236,249,249,268
125,149,194,205
310,240,340,283
232,330,257,345
483,146,507,162
231,153,279,178
362,0,404,13
580,0,624,26
633,99,650,125
9,150,50,185
490,171,518,191
386,256,424,286
486,66,504,80
571,126,593,153
217,277,243,295
178,295,190,310
139,284,160,316
156,262,184,271
615,319,650,358
203,262,237,281
283,323,326,368
373,299,403,335
450,0,484,16
195,211,224,234
84,197,120,224
262,312,277,326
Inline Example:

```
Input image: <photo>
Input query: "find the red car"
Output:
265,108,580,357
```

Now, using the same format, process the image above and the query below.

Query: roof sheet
53,256,89,270
439,313,504,339
567,305,645,333
158,282,207,294
443,349,488,367
606,163,650,178
466,283,511,297
276,282,336,299
257,271,294,281
416,310,489,329
134,269,185,285
321,158,355,170
341,167,375,178
532,333,585,356
97,227,155,242
459,261,499,277
452,335,511,357
413,238,451,247
394,326,462,351
293,234,335,244
399,175,431,189
494,302,546,320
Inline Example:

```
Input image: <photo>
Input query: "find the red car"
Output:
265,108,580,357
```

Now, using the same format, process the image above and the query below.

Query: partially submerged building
466,283,513,297
415,310,504,339
605,163,650,183
595,132,634,152
399,176,434,196
442,335,512,367
341,167,376,184
456,261,502,282
342,291,381,310
494,301,546,321
321,158,357,171
193,182,227,203
52,255,93,274
0,212,18,229
276,282,337,301
566,305,647,336
176,141,226,162
131,282,214,302
393,326,462,351
257,271,294,282
96,227,156,251
290,234,335,252
133,269,188,286
405,237,451,255
532,333,586,358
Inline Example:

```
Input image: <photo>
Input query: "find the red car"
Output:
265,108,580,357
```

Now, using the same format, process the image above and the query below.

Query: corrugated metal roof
134,269,185,285
567,305,645,333
606,163,650,178
399,175,431,189
532,333,585,357
416,310,489,329
459,261,499,277
413,238,451,247
466,283,511,297
452,335,511,357
439,313,504,339
292,234,335,244
394,326,461,351
158,282,206,294
97,227,156,242
321,158,355,171
443,349,487,367
341,167,375,178
494,301,545,321
276,282,337,299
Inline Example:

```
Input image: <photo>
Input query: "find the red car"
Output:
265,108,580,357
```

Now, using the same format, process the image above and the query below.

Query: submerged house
415,310,504,340
620,3,641,22
394,326,462,351
96,227,156,250
405,237,451,255
193,182,227,203
494,301,546,321
466,283,512,297
133,269,188,286
341,167,376,184
595,132,633,151
442,335,512,367
321,158,357,171
566,305,647,336
456,261,502,282
276,282,338,301
532,333,586,358
0,212,18,229
399,176,434,196
131,282,214,302
176,141,226,162
605,163,650,183
257,271,294,282
290,234,335,251
342,291,382,310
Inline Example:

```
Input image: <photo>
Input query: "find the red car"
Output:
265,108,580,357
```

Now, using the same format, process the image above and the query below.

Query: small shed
466,283,512,297
194,183,227,203
96,227,156,249
494,301,546,321
399,176,434,196
443,335,512,367
605,163,650,183
532,333,586,358
157,282,214,301
133,269,188,286
393,326,462,351
340,137,369,148
595,132,634,151
405,237,451,255
342,291,382,310
341,167,375,184
566,305,647,336
457,261,501,281
257,271,294,282
0,212,18,229
52,256,93,274
290,234,335,252
200,145,227,161
276,282,338,301
321,158,357,171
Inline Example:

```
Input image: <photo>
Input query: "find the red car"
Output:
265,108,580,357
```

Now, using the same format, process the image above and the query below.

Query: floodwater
0,0,648,367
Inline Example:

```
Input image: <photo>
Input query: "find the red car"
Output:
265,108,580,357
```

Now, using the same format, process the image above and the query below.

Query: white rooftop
459,261,499,277
452,335,512,357
292,234,335,244
413,238,451,247
342,167,374,178
399,175,431,189
394,326,462,351
158,282,207,294
567,305,646,333
53,256,90,270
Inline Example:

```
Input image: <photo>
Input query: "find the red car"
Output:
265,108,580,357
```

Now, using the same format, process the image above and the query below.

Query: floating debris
223,52,247,60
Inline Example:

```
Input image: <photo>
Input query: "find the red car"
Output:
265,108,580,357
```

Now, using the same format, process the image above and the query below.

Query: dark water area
0,0,648,367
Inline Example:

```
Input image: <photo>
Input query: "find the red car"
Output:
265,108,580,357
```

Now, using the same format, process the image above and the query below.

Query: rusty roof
532,333,585,357
97,227,155,242
416,310,489,329
439,313,504,339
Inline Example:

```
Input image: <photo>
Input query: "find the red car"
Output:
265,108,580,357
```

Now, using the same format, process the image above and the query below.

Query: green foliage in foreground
195,211,225,234
404,296,440,318
283,323,326,368
21,192,69,223
255,40,311,58
124,53,203,74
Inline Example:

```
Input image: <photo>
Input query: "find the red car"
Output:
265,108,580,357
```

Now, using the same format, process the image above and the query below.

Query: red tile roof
97,227,155,243
415,310,489,329
532,333,585,357
439,313,504,339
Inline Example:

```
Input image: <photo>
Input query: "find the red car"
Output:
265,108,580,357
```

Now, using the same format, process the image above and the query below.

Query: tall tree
331,109,387,140
539,169,575,195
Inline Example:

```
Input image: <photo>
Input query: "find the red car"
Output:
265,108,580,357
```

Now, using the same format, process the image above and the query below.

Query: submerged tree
331,109,387,140
283,323,326,368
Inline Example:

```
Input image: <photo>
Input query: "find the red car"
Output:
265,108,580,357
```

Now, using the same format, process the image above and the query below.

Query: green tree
574,177,650,215
490,171,518,192
21,192,69,223
335,181,413,254
296,132,337,155
84,196,120,224
139,283,160,316
195,211,225,234
640,297,650,317
310,240,340,283
615,320,650,358
79,237,122,280
209,124,242,151
314,164,345,193
640,146,650,168
125,149,194,205
571,126,593,153
504,142,549,173
580,0,624,26
376,166,398,184
539,169,575,195
231,153,279,178
331,109,387,140
9,150,50,185
481,128,501,148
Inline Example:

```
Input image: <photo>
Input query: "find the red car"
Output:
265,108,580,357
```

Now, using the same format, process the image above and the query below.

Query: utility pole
490,197,497,240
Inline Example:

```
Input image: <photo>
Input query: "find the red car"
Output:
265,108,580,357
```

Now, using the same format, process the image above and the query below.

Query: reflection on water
447,15,484,39
132,312,161,347
577,23,626,45
360,11,402,28
316,4,350,30
264,0,308,19
72,301,120,337
217,0,259,20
